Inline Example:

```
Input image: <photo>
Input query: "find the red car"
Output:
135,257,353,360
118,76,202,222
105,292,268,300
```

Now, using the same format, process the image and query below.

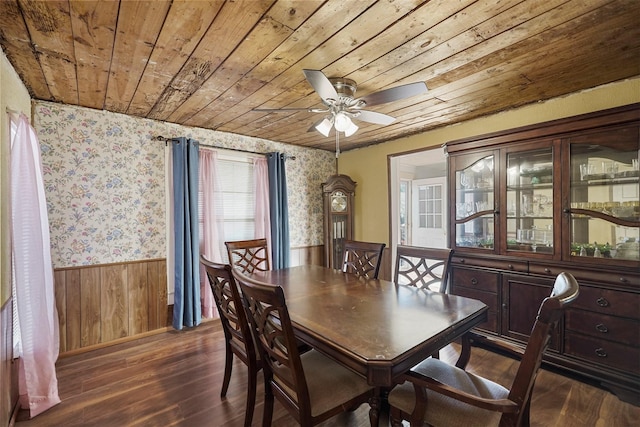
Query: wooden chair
225,238,270,274
200,256,261,427
388,272,580,427
342,240,386,279
233,270,378,427
394,246,453,293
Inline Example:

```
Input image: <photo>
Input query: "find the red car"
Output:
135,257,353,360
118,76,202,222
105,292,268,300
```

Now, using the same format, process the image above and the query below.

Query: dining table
250,264,488,389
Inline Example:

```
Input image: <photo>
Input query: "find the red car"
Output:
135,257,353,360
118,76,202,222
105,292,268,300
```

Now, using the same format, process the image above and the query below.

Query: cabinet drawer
566,309,640,346
451,268,499,293
565,333,640,375
572,286,640,321
529,264,639,287
452,256,528,273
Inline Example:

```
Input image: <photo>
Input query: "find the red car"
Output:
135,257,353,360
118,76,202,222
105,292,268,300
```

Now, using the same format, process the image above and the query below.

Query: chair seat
273,349,373,417
388,358,509,427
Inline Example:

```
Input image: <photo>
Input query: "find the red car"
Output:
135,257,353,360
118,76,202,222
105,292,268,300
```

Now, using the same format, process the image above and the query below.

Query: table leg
369,387,383,427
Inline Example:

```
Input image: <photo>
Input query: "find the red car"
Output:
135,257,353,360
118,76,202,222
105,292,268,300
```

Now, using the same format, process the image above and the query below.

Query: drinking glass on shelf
603,161,618,178
475,201,489,212
522,194,533,216
579,163,595,180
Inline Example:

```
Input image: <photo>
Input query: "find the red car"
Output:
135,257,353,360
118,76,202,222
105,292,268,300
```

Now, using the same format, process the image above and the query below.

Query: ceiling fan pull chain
335,131,340,158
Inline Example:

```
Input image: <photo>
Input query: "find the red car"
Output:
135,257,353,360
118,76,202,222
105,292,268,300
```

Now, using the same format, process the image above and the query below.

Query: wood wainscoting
289,245,324,267
53,246,326,356
54,259,167,355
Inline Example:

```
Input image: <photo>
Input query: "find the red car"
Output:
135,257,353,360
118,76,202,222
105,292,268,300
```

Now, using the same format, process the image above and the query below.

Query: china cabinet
446,104,640,404
322,174,356,270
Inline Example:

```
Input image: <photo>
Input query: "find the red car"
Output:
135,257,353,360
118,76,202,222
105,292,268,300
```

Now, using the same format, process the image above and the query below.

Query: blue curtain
266,152,290,269
172,138,201,330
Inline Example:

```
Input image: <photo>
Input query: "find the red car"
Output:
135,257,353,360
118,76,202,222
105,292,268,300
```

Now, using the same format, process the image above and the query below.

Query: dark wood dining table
251,265,488,389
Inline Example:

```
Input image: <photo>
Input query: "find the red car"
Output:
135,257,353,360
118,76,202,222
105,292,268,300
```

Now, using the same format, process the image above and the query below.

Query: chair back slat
226,238,270,274
200,256,256,358
394,246,453,293
342,240,386,279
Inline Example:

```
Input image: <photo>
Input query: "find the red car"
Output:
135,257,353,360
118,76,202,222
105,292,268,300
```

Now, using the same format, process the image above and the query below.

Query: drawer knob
619,277,628,283
595,348,608,358
508,264,514,270
596,297,609,307
470,278,478,285
544,268,551,274
595,323,608,333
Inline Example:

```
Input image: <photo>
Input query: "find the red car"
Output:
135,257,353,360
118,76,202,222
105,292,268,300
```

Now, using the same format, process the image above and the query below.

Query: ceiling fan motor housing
329,78,357,99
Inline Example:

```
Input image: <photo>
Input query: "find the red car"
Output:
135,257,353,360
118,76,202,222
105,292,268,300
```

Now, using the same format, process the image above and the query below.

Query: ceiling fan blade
359,81,427,107
303,69,339,102
353,110,396,126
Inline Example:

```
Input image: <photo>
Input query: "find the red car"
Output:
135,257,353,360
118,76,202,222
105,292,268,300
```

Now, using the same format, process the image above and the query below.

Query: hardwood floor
16,320,639,427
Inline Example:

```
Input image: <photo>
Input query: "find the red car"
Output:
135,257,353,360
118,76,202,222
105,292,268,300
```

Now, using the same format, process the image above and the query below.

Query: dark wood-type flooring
16,320,640,426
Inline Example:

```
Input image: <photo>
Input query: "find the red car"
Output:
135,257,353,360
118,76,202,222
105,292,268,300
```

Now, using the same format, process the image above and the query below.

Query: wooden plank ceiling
1,0,639,153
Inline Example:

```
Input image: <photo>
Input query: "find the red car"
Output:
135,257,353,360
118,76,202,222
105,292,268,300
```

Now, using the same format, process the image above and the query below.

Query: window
216,157,255,241
417,183,443,229
399,179,409,245
198,150,259,260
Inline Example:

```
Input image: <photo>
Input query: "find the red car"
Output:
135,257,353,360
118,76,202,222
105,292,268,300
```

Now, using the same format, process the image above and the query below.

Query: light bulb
334,112,352,132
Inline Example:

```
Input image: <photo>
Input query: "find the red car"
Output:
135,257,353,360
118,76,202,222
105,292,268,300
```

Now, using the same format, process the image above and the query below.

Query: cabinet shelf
572,176,639,187
507,183,554,191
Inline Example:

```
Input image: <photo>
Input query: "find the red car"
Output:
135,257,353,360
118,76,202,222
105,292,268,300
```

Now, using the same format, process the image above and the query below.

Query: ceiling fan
254,69,427,154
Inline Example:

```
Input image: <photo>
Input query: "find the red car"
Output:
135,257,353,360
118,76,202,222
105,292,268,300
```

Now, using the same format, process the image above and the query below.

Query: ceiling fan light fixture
344,120,358,137
315,117,333,137
334,111,352,132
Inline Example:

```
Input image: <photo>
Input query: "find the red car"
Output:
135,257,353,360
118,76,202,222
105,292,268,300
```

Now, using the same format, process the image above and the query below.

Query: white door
411,177,447,248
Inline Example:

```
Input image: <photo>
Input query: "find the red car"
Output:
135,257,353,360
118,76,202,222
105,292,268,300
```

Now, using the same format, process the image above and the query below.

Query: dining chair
394,246,453,293
233,269,378,427
200,256,261,427
225,238,270,274
342,240,386,279
387,272,580,427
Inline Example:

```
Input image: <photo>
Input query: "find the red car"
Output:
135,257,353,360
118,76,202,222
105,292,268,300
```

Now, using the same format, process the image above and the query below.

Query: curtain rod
154,135,295,160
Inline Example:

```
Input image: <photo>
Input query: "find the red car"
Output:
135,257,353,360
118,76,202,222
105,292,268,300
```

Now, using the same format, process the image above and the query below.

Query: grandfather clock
322,174,356,269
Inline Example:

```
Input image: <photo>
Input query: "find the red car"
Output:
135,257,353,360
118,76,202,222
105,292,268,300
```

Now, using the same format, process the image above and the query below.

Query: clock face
331,192,348,212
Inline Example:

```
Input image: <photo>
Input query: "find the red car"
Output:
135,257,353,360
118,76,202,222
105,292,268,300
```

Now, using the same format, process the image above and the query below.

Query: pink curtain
9,113,61,417
254,157,272,256
198,149,225,318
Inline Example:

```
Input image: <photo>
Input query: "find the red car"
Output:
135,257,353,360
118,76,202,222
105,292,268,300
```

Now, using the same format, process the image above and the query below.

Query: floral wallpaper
35,101,335,268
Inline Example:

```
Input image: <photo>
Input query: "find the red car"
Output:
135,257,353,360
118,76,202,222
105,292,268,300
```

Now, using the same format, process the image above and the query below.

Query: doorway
389,147,448,263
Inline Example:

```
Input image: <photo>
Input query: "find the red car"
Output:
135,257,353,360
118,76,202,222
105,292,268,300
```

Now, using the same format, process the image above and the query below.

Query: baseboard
58,327,171,358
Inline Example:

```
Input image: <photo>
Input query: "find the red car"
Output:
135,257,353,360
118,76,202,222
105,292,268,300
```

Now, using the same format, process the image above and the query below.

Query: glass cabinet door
506,147,555,255
568,128,640,262
454,154,495,249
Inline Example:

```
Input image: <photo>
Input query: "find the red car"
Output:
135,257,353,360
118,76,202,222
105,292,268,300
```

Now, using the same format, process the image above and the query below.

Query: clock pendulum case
322,174,356,269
